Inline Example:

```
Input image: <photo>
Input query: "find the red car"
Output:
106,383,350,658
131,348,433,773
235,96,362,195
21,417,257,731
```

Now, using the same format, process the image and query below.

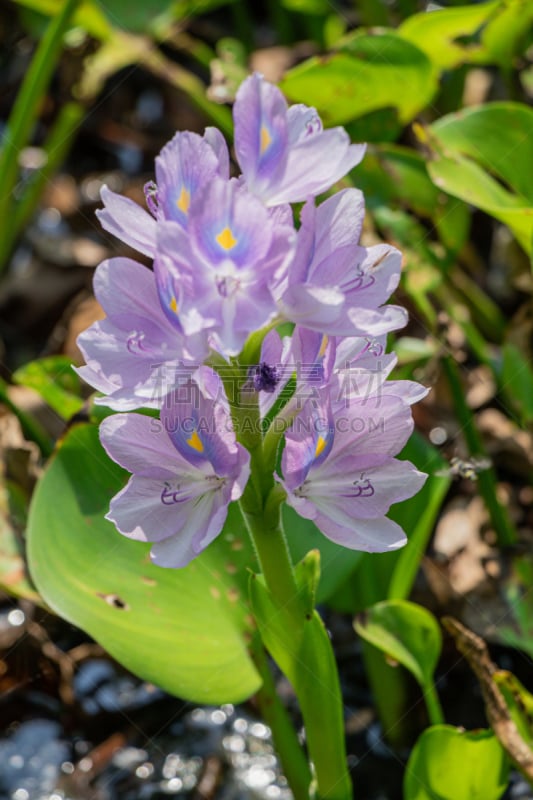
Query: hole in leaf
97,592,130,610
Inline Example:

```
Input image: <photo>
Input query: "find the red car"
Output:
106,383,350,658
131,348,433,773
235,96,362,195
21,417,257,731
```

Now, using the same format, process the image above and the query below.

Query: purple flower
153,177,295,357
279,389,427,552
234,73,366,206
76,258,208,411
99,373,250,568
276,189,408,337
332,334,428,409
96,129,229,256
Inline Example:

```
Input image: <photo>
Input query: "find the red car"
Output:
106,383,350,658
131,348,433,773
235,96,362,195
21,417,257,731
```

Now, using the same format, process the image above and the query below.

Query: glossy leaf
399,1,499,69
281,32,437,127
354,599,441,689
427,103,533,255
13,356,84,422
27,423,260,704
404,725,509,800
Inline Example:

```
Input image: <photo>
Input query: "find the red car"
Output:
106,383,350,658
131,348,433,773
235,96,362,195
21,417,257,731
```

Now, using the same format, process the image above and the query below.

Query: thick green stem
0,0,81,272
240,491,300,613
442,356,517,547
251,636,313,800
243,497,352,800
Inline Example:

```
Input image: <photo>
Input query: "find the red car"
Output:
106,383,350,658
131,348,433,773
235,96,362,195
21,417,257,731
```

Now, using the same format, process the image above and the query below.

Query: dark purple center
252,362,279,393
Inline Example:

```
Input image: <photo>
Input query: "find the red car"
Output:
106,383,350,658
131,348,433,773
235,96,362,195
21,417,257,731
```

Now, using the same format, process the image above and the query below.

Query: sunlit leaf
27,423,260,704
354,599,441,689
399,0,533,70
13,356,84,422
404,725,509,800
427,103,533,255
399,1,500,69
281,32,437,127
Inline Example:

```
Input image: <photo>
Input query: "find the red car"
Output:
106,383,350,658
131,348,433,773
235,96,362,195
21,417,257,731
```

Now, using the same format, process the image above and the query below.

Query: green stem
251,636,313,800
0,0,81,272
240,492,300,612
442,356,517,547
423,681,445,727
243,498,352,800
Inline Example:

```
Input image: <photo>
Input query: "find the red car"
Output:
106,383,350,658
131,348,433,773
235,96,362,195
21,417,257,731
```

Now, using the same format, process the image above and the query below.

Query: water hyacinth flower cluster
78,72,427,569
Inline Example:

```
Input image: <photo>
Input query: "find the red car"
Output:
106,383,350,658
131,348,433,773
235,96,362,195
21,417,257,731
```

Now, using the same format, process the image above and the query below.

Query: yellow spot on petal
315,435,327,458
260,125,272,154
186,429,204,453
318,334,329,358
169,296,178,314
176,186,190,214
216,226,237,251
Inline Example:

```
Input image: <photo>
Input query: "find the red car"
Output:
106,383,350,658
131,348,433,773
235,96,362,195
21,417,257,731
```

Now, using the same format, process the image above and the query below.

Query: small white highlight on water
7,610,25,627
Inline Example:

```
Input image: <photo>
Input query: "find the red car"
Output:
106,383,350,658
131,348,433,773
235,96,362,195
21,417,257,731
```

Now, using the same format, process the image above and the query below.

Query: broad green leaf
404,725,509,800
432,103,533,203
481,0,533,67
399,0,533,70
427,103,533,255
13,356,84,421
398,1,500,69
281,32,437,127
354,599,441,689
27,423,260,704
